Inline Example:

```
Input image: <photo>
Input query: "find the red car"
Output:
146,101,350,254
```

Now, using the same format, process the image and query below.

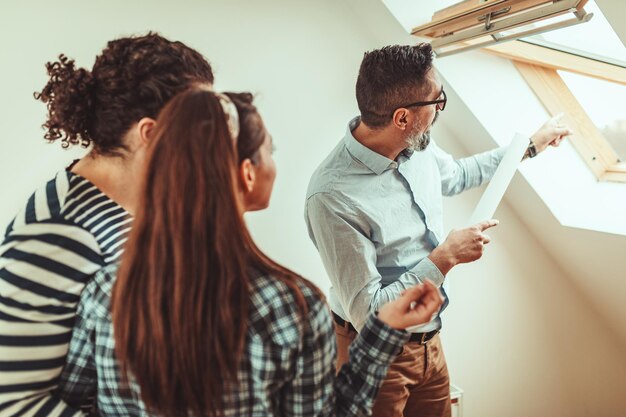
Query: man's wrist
428,245,456,276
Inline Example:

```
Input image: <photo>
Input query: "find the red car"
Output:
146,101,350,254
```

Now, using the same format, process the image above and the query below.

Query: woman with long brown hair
57,87,443,416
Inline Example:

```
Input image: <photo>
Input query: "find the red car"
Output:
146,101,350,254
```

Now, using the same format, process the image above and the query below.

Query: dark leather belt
332,312,439,345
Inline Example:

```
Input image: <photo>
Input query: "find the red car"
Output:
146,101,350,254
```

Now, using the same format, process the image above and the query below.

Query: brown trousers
335,322,452,417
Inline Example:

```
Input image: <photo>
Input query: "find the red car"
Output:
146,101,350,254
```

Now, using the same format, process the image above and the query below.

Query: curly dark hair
356,43,434,128
34,32,214,156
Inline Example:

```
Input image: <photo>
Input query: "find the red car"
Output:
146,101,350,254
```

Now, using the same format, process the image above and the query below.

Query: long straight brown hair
111,87,320,417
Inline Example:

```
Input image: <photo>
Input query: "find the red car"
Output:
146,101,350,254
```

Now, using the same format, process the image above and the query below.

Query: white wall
434,122,626,417
0,0,376,291
1,1,625,416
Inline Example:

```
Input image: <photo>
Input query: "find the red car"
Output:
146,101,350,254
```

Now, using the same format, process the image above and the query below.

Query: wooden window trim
482,40,626,85
412,0,560,38
514,61,626,183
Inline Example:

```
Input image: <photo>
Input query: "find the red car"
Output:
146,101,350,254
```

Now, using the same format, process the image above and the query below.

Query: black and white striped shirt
0,169,131,417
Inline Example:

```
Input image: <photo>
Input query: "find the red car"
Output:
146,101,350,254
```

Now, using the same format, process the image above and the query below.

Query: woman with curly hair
0,33,214,416
56,86,443,417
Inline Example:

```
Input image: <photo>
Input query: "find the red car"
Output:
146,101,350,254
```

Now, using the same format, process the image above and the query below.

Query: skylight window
388,0,625,180
409,0,594,57
559,70,626,163
524,0,626,67
466,0,626,182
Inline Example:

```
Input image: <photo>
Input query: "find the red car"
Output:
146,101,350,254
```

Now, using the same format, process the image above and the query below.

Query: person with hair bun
0,33,214,416
56,86,444,417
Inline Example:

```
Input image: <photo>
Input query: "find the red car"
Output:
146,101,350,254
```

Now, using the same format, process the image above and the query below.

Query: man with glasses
304,44,569,417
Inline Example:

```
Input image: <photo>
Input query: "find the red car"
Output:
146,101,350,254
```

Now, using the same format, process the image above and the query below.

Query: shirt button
390,162,398,169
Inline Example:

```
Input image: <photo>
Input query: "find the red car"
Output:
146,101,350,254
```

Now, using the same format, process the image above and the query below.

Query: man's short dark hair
356,43,434,128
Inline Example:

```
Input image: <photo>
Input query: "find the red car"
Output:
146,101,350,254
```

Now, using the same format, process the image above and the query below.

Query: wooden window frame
482,41,626,183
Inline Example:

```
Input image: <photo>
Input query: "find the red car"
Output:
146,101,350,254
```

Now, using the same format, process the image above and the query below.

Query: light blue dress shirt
305,117,506,332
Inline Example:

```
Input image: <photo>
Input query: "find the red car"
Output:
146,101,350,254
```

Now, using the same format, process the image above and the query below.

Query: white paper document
467,133,529,226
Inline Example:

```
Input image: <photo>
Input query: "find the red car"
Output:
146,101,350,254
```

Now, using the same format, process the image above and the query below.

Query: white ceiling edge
435,51,626,236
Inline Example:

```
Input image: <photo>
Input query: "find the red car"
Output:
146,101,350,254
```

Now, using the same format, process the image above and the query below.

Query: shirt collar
344,117,395,175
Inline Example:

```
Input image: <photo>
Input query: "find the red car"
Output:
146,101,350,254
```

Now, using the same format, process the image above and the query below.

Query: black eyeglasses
392,88,447,116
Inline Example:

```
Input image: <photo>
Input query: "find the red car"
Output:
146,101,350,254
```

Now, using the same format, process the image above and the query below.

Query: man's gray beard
405,112,439,152
406,130,431,152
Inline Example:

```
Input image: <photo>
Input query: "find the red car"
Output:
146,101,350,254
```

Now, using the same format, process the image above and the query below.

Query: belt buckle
419,332,427,345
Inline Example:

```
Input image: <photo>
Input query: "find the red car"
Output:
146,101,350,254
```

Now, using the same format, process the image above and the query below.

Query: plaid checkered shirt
57,263,410,416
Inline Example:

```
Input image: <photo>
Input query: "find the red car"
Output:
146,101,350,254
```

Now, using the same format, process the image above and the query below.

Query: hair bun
34,54,95,148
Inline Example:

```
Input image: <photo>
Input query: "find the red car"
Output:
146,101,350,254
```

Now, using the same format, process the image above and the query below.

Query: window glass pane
558,70,626,162
526,0,626,65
